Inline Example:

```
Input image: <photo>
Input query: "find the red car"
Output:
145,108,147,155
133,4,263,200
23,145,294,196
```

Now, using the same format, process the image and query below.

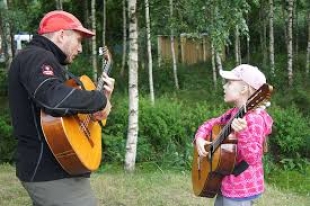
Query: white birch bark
286,0,294,86
269,0,275,76
1,0,13,68
211,42,217,88
144,0,155,104
234,25,240,65
169,0,179,90
216,51,223,72
91,0,98,81
124,0,139,172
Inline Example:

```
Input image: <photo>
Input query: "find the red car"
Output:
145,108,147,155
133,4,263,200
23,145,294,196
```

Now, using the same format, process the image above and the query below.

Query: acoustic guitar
40,46,112,175
192,83,273,198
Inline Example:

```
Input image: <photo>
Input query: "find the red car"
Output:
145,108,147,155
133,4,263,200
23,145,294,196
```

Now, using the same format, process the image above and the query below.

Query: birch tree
0,0,13,68
234,25,241,65
124,0,139,172
145,0,155,104
91,0,98,81
286,0,294,86
269,0,275,76
169,0,179,90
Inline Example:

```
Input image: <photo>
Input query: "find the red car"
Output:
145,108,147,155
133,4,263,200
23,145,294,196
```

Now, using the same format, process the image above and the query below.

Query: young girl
195,64,273,206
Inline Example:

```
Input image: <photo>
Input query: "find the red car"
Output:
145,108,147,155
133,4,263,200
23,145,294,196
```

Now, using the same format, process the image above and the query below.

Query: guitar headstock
98,46,112,75
246,83,273,111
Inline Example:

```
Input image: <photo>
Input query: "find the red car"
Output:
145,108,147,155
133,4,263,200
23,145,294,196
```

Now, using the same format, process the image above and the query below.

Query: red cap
38,10,95,38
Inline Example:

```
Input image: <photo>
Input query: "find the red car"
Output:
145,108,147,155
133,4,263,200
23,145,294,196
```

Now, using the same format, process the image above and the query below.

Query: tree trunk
101,0,107,75
259,1,267,67
83,0,90,54
91,0,98,81
211,42,217,88
145,0,155,104
121,0,127,76
234,25,240,65
293,0,298,59
306,12,310,75
286,0,294,86
102,0,106,47
124,0,139,172
216,51,223,71
55,0,63,10
269,0,275,76
246,14,250,63
169,0,179,90
1,0,13,69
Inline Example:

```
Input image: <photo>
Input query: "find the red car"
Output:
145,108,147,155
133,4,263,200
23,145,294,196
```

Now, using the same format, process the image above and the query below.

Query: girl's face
223,80,249,107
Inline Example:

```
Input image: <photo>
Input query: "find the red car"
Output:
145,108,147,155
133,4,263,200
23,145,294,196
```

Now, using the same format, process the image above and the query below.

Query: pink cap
219,64,266,90
38,10,95,38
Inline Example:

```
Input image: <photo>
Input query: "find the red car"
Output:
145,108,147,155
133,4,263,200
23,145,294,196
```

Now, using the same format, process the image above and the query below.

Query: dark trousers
21,177,98,206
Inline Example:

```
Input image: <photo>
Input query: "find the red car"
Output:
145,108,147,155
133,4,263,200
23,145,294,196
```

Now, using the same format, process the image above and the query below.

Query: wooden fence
157,34,212,65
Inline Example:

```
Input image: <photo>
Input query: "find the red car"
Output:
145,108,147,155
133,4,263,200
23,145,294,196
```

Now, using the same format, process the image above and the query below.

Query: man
8,10,114,206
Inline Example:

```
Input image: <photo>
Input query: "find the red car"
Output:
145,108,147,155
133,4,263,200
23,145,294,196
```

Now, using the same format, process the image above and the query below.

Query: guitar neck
97,51,112,91
211,107,246,152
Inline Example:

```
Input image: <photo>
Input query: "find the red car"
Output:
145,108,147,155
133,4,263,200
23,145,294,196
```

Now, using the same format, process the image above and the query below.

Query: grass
0,164,309,206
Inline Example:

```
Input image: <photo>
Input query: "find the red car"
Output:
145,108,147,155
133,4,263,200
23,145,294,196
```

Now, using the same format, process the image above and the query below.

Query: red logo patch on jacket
41,64,54,76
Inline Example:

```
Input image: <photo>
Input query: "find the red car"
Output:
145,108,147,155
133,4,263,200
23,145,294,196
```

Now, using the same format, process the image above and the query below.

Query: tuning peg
98,46,107,56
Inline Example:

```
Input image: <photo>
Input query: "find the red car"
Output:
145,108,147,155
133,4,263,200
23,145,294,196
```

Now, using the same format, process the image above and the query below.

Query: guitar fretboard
210,107,246,153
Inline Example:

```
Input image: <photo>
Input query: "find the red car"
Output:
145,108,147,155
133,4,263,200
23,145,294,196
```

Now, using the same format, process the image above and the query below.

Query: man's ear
54,30,65,43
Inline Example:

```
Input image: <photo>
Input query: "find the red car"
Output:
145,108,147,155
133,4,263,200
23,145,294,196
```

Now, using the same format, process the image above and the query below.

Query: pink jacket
195,107,273,198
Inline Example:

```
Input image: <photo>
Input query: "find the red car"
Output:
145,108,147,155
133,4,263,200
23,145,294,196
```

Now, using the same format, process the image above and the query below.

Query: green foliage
0,71,8,96
268,105,310,159
0,111,16,163
279,154,310,171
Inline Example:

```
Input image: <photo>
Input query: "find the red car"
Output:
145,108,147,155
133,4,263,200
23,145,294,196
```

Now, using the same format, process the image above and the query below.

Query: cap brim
73,26,95,38
219,70,240,80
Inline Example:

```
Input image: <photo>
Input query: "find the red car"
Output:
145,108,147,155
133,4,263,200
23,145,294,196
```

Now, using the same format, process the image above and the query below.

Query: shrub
268,105,310,160
0,111,16,163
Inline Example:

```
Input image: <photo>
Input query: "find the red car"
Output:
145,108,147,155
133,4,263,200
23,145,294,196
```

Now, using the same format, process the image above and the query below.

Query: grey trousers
214,194,254,206
21,177,98,206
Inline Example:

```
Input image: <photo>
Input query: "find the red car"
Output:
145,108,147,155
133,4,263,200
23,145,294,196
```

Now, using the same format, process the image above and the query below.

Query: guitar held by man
41,45,113,175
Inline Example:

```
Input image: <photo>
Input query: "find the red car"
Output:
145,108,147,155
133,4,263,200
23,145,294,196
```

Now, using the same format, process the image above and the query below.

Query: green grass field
0,164,309,206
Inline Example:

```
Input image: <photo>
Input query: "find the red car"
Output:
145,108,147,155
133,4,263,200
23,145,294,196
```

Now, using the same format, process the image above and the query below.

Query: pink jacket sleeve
194,108,236,142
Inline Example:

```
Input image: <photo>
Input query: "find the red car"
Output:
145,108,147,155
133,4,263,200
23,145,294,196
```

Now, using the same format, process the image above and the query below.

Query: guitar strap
232,160,249,176
62,68,86,90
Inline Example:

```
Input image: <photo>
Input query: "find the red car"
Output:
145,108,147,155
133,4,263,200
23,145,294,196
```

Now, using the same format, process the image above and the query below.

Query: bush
268,105,310,160
0,111,16,163
102,95,229,169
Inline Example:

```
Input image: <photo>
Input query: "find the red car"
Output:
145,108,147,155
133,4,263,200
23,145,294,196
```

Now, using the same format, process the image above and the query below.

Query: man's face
61,30,83,64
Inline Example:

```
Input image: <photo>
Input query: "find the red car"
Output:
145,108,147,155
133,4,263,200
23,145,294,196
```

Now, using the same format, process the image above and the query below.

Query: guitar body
41,75,103,175
192,124,238,198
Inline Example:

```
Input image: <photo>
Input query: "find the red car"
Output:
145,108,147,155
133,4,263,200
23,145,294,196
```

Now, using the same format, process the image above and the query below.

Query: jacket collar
29,35,67,65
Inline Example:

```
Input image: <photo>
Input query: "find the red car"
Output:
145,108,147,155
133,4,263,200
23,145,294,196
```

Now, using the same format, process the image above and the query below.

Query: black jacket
8,35,107,182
